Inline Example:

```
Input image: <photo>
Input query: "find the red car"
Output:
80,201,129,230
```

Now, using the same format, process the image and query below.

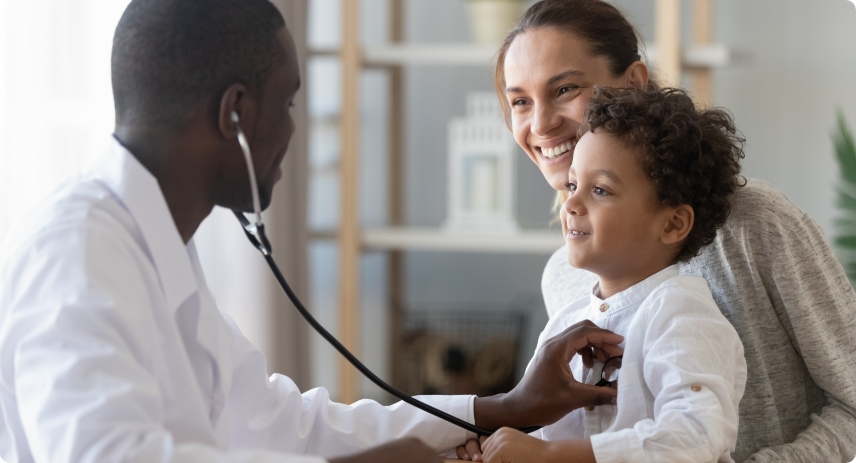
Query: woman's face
503,27,643,190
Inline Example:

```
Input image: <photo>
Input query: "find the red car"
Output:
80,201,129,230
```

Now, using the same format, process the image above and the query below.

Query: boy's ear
660,204,694,245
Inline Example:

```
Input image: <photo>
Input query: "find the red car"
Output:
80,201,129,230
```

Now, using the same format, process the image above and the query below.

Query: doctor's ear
217,83,252,138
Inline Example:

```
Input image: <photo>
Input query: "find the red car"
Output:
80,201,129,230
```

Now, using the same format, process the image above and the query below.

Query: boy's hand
455,436,487,461
481,428,553,463
474,320,624,430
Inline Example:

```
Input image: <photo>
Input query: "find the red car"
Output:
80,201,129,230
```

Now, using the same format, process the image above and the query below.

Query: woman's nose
531,102,562,137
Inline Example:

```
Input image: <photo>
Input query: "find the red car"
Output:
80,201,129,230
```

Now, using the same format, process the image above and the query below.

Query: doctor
0,1,623,462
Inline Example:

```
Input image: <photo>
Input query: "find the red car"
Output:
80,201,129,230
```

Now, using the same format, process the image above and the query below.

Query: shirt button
585,405,595,411
691,383,702,392
599,303,609,312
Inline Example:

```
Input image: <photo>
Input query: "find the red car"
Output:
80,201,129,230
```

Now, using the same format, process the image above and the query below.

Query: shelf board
310,43,497,67
310,43,733,69
311,227,565,254
365,227,564,253
645,43,732,69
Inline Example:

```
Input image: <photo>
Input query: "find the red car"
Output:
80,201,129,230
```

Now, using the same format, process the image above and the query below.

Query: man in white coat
0,1,623,462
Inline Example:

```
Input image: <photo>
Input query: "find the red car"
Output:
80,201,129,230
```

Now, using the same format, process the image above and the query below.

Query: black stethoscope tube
234,211,541,437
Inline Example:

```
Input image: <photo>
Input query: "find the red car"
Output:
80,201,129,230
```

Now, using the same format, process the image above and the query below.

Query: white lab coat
0,137,476,463
532,266,747,463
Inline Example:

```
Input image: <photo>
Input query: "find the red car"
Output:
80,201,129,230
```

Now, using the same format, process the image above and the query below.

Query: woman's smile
537,137,578,160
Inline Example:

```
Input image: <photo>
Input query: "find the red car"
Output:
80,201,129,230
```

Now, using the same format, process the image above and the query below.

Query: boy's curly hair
580,86,745,262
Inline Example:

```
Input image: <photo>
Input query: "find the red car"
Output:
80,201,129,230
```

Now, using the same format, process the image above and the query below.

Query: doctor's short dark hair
112,0,287,126
580,86,746,263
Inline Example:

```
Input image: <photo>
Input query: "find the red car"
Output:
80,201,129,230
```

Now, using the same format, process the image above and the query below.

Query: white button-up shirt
0,137,475,463
532,265,747,463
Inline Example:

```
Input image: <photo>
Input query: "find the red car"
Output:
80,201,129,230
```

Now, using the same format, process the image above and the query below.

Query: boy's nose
563,192,585,216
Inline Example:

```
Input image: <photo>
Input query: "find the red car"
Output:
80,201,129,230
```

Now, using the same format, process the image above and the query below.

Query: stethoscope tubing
234,212,542,437
229,113,538,437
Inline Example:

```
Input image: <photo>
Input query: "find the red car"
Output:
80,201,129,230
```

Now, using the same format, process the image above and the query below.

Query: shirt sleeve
1,222,332,463
745,213,856,463
590,285,747,463
222,312,477,458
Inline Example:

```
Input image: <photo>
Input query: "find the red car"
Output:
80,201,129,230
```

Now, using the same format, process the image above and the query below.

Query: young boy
473,86,748,463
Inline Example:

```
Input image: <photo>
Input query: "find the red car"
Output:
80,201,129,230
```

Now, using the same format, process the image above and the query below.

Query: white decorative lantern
444,92,518,234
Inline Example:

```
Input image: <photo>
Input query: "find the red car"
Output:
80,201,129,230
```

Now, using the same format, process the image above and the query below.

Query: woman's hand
474,320,624,431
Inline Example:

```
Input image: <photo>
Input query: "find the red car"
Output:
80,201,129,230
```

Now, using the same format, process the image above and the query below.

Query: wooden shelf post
339,0,361,404
655,0,681,87
387,0,406,393
691,0,715,107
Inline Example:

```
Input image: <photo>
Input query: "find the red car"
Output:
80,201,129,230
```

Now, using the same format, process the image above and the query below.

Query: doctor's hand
472,320,623,432
329,437,442,463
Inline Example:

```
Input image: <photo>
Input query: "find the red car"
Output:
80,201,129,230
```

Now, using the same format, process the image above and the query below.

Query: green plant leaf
832,111,856,286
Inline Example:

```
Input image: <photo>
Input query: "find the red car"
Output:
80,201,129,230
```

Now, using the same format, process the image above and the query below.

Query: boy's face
561,131,676,282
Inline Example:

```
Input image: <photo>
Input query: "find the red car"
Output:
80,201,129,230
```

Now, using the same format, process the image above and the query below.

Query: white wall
611,0,856,232
713,0,856,233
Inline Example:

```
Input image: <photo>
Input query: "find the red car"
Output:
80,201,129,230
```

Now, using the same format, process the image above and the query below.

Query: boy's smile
561,130,684,298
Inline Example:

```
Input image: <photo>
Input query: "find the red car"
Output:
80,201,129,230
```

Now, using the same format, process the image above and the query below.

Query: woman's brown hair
494,0,644,123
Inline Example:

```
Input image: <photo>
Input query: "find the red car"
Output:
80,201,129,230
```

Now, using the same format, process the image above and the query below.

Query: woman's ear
660,204,694,245
624,61,649,90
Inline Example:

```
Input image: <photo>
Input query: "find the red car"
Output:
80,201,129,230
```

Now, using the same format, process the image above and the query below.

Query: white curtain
0,0,130,242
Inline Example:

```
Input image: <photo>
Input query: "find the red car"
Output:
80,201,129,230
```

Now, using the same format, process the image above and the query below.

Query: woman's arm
746,212,856,462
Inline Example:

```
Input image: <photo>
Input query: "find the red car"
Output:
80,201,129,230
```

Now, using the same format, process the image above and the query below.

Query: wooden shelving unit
323,0,726,403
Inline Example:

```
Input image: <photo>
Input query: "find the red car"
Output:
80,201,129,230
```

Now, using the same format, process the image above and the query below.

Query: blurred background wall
0,0,854,407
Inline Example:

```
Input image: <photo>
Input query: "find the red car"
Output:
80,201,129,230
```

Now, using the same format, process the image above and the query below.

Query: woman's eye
558,85,578,96
565,182,577,193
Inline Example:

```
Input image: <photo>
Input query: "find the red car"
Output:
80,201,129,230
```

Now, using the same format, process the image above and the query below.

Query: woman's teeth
542,139,577,159
569,230,590,236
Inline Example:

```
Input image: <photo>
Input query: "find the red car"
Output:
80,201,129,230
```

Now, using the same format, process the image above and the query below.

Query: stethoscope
230,111,539,437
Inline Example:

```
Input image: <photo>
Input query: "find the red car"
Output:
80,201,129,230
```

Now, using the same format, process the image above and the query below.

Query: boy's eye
594,187,608,196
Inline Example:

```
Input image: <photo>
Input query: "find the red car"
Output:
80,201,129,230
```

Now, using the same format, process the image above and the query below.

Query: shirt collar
590,264,680,312
88,136,198,313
